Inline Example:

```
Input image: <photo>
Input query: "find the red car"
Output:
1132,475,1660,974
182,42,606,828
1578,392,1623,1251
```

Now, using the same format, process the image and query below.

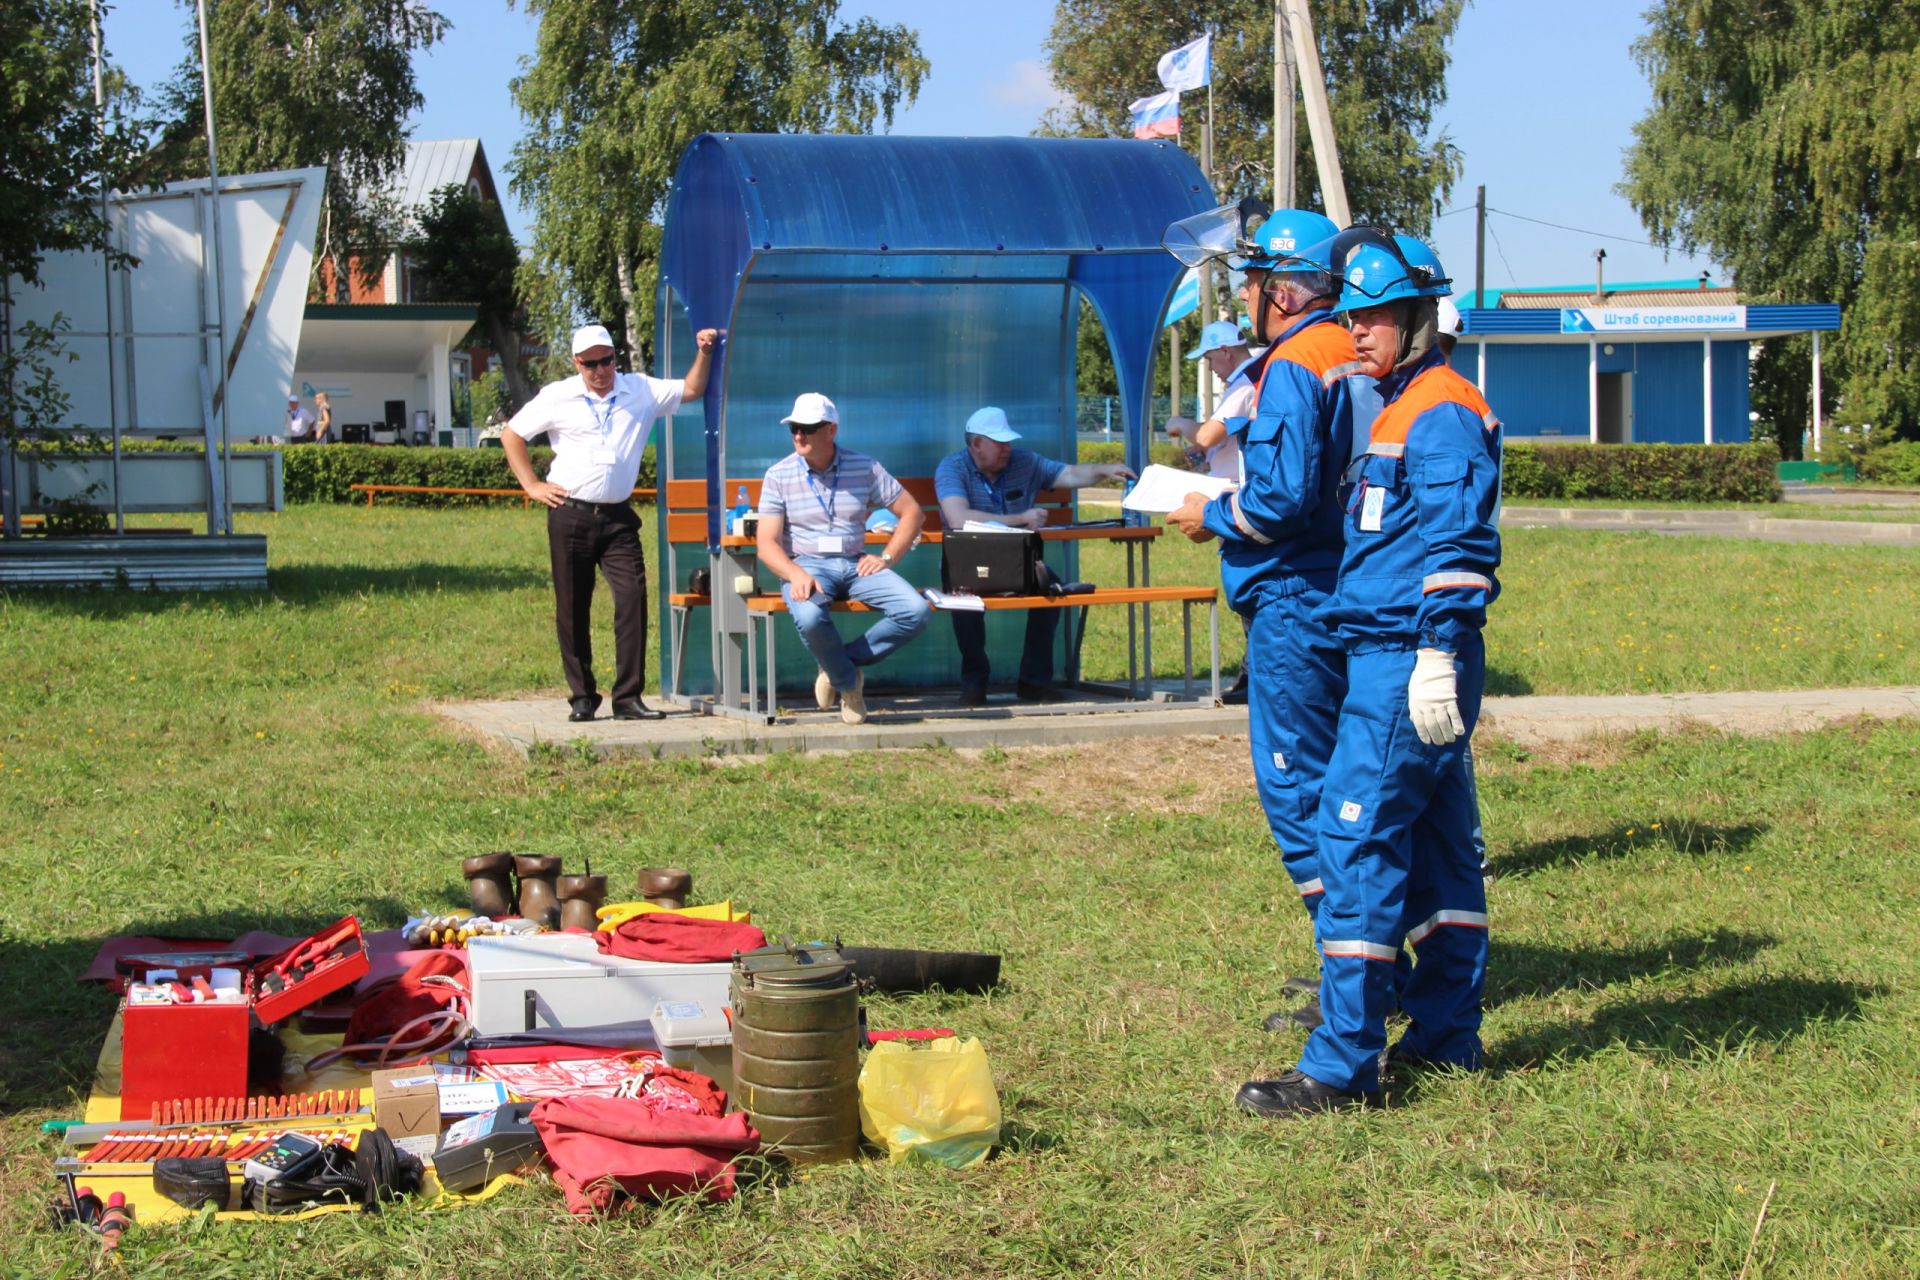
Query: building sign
1561,305,1748,334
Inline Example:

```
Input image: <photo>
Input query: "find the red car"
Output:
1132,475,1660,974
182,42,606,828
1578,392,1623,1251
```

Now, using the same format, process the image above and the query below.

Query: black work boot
1262,993,1322,1033
1235,1070,1379,1118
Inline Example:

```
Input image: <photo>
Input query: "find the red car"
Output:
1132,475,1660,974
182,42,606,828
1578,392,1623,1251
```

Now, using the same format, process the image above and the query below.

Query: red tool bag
529,1082,760,1215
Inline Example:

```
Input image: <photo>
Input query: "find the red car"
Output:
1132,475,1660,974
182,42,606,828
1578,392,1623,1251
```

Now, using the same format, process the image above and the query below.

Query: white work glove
1408,648,1465,746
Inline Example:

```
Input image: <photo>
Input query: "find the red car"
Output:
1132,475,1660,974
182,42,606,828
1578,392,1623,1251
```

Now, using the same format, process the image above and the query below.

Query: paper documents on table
1119,464,1237,514
922,588,986,611
960,520,1026,533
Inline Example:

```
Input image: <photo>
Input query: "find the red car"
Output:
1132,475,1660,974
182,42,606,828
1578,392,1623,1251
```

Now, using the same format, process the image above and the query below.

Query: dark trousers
546,502,648,707
951,608,1062,694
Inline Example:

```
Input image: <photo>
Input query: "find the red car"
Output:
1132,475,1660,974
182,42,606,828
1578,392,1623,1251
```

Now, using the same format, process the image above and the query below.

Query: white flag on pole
1157,33,1211,93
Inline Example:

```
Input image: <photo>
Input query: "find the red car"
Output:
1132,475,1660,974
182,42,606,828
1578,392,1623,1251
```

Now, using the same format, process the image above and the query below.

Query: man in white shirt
504,322,719,722
285,394,316,444
1164,319,1259,482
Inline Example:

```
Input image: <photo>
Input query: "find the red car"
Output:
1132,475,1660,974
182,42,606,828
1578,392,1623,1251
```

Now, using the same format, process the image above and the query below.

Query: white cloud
987,59,1071,113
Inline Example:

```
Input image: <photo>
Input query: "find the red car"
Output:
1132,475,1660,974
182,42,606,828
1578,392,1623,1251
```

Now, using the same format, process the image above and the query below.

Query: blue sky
104,0,1714,291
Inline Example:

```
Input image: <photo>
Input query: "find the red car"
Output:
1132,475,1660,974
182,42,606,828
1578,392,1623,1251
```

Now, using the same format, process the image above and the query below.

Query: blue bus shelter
654,134,1212,714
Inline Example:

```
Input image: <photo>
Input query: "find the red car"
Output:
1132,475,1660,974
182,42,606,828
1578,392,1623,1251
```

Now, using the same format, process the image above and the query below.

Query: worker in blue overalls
1160,201,1370,1054
1235,230,1502,1117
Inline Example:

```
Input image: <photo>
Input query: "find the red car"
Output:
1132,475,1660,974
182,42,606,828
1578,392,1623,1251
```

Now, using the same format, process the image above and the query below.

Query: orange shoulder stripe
1370,363,1500,450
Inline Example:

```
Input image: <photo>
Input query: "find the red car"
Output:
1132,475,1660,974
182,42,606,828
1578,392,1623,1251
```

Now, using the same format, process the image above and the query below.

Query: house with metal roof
290,139,493,444
1452,279,1840,450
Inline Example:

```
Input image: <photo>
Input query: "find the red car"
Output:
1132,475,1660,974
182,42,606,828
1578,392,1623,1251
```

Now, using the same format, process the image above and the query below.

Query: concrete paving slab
1479,686,1920,744
1500,506,1920,545
436,684,1920,760
437,687,1247,760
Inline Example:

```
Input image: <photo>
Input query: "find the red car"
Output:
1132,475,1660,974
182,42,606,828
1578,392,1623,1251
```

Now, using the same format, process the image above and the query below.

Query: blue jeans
781,555,931,692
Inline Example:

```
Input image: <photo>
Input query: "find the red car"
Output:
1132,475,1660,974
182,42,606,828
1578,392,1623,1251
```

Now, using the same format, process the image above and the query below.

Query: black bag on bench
942,530,1055,596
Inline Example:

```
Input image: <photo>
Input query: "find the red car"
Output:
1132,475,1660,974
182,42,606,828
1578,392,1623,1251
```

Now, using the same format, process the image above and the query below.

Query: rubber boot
463,852,515,919
638,866,692,909
556,873,608,932
514,854,563,928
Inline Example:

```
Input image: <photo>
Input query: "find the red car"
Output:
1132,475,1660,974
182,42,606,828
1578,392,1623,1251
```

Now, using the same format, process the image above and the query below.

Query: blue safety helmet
1296,226,1453,313
1392,235,1455,296
1235,209,1341,273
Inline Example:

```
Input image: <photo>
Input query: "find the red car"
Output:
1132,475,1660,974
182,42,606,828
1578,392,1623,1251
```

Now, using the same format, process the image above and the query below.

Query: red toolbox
119,916,369,1119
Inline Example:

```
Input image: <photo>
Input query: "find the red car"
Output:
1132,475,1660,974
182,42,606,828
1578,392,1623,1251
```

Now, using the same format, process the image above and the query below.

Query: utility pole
1273,1,1295,209
1474,184,1486,307
1282,0,1349,225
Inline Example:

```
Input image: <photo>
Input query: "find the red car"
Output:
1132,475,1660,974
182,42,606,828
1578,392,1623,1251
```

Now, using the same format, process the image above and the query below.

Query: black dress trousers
546,500,648,707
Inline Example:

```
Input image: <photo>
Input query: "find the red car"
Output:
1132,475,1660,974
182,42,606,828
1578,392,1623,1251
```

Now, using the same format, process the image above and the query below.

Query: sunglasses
789,422,830,436
576,354,616,370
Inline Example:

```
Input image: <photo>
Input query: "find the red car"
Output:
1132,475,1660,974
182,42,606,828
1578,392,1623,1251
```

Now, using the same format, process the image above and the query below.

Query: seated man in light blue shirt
932,406,1133,704
756,392,929,725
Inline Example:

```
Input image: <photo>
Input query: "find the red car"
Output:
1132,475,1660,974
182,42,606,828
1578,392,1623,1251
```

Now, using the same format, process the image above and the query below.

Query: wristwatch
879,551,894,565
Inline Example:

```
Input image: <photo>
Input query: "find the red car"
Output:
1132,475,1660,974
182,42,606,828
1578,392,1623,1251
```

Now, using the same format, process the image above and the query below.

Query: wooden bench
660,477,1218,718
350,484,658,507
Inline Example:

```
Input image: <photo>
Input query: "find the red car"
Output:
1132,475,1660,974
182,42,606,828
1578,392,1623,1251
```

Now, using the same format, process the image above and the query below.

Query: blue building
1456,281,1840,448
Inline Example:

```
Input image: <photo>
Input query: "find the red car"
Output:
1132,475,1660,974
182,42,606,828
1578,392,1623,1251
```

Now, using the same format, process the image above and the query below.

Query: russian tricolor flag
1129,89,1180,139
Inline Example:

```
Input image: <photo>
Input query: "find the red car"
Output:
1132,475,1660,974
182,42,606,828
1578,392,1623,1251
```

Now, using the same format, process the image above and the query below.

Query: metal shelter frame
654,134,1214,718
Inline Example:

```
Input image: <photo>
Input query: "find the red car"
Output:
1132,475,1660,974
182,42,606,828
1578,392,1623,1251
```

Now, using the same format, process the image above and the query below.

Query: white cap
287,394,300,403
964,406,1022,442
1437,297,1463,335
1188,319,1247,361
571,323,616,355
780,392,839,425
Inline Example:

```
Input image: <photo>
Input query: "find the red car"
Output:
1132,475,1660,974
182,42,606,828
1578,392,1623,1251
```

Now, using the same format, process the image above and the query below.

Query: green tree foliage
406,184,532,410
2,0,145,448
145,1,448,302
509,0,928,372
1043,1,1463,396
1043,0,1463,230
1622,1,1920,443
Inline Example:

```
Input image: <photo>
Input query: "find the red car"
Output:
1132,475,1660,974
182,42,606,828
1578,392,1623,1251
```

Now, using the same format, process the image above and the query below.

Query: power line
1484,217,1518,284
1486,206,1667,250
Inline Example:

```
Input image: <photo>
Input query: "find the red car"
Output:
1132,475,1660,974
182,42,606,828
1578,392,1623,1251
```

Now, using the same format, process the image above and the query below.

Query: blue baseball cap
1188,319,1248,361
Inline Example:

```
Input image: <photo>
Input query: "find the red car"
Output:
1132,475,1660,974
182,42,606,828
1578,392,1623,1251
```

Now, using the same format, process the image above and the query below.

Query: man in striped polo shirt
755,392,930,725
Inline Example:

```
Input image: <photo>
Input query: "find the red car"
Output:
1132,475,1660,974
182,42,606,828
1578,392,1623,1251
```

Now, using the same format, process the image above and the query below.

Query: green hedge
1081,439,1781,503
1077,441,1190,470
1857,441,1920,486
1501,442,1781,502
116,440,660,506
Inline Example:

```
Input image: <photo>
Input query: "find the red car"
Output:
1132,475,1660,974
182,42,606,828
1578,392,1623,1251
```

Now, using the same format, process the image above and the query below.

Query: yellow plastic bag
857,1036,1001,1168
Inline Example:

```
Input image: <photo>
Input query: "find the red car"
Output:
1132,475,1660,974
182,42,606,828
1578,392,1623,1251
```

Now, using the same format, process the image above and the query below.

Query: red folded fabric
530,1093,761,1215
344,950,468,1046
594,913,766,963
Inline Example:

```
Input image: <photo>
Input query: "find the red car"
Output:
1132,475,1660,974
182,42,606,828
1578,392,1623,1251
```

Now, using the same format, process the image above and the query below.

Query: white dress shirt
506,371,684,502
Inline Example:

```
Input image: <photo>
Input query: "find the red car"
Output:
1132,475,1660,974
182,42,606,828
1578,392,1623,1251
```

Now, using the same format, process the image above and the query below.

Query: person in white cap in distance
755,392,929,725
932,406,1134,703
504,321,720,722
285,394,315,444
1164,316,1259,481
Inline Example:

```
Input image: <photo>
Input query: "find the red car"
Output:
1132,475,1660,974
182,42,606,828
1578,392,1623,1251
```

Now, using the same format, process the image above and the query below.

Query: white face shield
1160,198,1272,268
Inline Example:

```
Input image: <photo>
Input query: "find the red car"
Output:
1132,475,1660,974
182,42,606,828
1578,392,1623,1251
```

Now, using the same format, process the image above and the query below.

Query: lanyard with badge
585,393,619,465
807,457,848,554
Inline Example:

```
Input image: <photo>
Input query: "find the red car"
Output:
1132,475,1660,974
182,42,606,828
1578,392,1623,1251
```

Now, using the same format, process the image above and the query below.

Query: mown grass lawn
2,507,1918,1277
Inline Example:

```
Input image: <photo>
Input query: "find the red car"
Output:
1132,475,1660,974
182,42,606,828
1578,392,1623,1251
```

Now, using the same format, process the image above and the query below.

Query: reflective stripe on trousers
1298,638,1489,1092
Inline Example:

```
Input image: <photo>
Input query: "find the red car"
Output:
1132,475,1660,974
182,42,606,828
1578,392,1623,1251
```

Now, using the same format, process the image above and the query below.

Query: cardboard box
371,1068,441,1142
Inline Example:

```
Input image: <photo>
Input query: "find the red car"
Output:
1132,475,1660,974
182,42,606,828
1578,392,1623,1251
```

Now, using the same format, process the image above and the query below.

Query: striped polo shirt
758,446,904,558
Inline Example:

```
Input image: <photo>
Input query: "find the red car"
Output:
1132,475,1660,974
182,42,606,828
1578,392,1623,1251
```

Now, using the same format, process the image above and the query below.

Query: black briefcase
941,530,1048,596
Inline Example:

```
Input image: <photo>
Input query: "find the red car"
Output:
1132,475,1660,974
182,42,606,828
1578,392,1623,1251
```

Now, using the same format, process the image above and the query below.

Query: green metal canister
730,941,860,1164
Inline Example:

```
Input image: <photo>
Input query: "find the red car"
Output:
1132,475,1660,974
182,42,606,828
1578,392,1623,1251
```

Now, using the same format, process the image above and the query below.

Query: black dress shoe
611,699,666,721
1016,682,1068,702
568,698,601,723
1235,1070,1378,1118
959,687,989,707
1222,671,1250,705
1262,994,1322,1033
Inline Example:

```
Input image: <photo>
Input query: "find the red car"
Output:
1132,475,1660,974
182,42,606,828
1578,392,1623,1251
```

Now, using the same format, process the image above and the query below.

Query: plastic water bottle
730,485,751,535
